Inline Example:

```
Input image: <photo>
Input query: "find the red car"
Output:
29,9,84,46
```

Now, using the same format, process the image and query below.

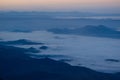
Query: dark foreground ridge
48,25,120,39
0,44,120,80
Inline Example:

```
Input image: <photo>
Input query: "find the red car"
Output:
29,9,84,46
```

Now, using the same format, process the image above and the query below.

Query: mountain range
48,25,120,39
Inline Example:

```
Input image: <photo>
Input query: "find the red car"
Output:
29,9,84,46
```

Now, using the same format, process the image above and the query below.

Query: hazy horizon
0,0,120,13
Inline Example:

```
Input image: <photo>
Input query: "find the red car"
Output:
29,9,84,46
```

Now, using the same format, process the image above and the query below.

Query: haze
0,0,120,13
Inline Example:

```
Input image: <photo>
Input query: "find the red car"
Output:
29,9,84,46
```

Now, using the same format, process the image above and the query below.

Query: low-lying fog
0,31,120,73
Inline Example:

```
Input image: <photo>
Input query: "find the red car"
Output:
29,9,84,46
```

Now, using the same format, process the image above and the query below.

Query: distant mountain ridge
0,39,44,45
48,25,120,39
0,11,120,17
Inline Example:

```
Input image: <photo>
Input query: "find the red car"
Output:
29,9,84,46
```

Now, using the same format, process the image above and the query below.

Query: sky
0,0,120,13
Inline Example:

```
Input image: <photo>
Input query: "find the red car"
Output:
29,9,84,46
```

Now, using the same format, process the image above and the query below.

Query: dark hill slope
0,45,120,80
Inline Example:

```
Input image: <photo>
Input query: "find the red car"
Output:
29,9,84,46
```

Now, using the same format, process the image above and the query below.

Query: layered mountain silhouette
0,39,44,45
12,30,31,33
0,44,120,80
48,25,120,39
